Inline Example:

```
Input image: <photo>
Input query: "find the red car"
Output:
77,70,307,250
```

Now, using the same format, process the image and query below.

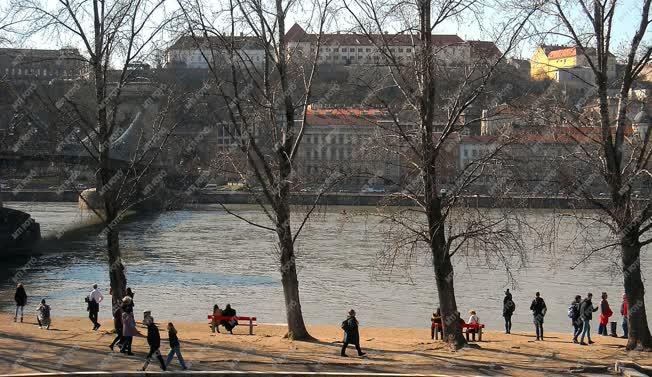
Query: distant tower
633,107,651,137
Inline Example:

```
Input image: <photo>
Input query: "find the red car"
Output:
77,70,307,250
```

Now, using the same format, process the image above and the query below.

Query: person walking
120,297,137,355
14,283,27,323
598,292,613,336
36,299,51,330
142,315,166,371
340,309,366,357
569,295,582,343
621,293,629,338
579,292,598,345
503,289,515,334
165,323,187,370
109,304,123,351
530,292,547,340
87,284,104,330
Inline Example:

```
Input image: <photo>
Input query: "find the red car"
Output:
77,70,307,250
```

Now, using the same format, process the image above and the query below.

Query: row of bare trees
3,0,650,352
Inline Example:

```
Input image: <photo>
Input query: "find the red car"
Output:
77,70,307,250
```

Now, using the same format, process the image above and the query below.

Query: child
165,323,187,370
36,299,51,330
211,304,222,333
142,315,166,371
431,308,442,340
468,310,480,341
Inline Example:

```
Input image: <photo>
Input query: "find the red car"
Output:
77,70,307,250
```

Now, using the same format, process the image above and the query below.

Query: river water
1,201,650,333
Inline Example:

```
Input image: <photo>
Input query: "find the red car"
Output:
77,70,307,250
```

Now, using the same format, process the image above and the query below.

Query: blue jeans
166,346,187,369
580,320,591,343
572,320,582,340
622,318,628,337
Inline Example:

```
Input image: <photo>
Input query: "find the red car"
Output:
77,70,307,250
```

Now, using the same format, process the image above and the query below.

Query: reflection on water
1,201,650,333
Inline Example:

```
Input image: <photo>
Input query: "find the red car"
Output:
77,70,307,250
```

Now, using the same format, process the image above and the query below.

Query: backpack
42,305,51,319
568,303,579,319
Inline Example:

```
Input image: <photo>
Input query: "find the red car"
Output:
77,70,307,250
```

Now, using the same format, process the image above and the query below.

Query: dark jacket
530,297,546,316
580,298,598,321
113,306,123,332
503,293,515,317
570,300,582,323
342,316,360,344
15,287,27,306
169,329,180,348
146,322,161,349
222,307,236,317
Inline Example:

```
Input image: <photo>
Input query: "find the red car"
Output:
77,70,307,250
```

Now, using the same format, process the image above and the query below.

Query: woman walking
165,323,187,370
598,292,612,336
503,289,515,334
14,283,27,323
340,309,366,357
120,297,137,355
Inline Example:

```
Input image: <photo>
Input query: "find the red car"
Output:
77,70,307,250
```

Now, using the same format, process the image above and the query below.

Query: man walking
579,292,599,345
142,315,166,371
341,309,366,357
569,295,582,343
530,292,547,340
87,284,103,330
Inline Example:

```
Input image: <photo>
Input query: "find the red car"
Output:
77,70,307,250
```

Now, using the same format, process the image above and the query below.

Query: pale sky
3,0,649,61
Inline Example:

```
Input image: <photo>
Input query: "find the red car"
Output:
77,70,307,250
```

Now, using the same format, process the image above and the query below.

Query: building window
334,48,339,52
398,48,403,52
358,48,362,52
406,48,412,52
349,48,355,52
366,48,371,52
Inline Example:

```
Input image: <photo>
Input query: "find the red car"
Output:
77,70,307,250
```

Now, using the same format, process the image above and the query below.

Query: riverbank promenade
0,314,649,376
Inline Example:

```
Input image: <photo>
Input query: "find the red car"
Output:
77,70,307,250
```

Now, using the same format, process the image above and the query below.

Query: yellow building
530,46,616,84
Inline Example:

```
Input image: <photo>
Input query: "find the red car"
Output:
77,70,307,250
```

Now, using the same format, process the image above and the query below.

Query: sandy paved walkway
0,314,649,376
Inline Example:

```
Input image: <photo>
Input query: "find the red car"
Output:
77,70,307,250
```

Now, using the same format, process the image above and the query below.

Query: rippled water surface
1,201,650,333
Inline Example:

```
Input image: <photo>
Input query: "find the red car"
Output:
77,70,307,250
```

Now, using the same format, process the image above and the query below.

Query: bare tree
527,0,652,350
342,0,537,348
12,0,179,305
175,0,332,339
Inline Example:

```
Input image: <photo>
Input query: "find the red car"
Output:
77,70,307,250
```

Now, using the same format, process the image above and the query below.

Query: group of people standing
500,290,628,345
568,292,628,345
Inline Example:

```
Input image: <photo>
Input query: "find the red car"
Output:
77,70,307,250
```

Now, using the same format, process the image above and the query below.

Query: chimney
384,31,388,34
240,32,243,37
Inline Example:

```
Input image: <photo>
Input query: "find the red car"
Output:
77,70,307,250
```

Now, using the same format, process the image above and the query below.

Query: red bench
207,315,257,335
431,322,485,341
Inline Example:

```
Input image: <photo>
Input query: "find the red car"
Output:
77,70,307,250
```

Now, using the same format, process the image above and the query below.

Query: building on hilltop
0,48,87,81
530,45,616,87
165,35,266,69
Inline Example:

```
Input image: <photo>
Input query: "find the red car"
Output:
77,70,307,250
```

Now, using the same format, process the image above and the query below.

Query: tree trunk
435,253,465,348
622,240,652,350
277,200,311,340
276,145,311,340
108,227,127,307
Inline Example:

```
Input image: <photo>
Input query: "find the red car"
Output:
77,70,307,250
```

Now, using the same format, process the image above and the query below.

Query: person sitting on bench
467,310,480,341
221,304,238,334
211,305,222,333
